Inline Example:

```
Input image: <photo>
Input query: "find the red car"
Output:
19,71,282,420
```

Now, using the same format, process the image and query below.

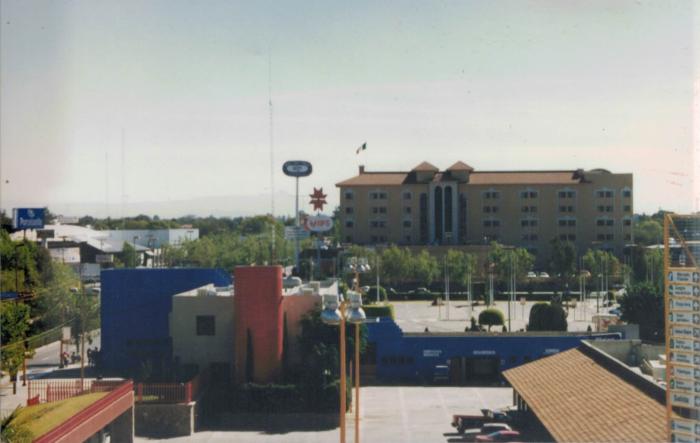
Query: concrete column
110,407,134,443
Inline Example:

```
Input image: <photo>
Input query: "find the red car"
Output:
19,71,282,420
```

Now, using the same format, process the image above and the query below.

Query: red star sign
309,187,327,212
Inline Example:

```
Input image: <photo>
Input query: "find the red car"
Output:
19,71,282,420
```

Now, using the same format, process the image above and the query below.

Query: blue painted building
100,268,231,374
365,318,621,383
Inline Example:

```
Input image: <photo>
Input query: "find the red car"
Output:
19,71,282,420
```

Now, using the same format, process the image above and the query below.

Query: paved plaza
135,386,513,443
392,297,613,333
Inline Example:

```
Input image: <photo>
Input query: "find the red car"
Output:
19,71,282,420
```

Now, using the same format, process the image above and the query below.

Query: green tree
37,263,80,329
478,308,505,331
633,218,663,246
488,242,534,287
121,242,139,268
582,249,620,292
527,302,568,331
411,250,439,286
379,246,410,286
619,282,664,342
1,302,34,394
549,238,577,285
445,249,477,288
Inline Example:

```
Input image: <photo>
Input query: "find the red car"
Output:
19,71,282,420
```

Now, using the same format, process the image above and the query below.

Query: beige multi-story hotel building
336,161,633,260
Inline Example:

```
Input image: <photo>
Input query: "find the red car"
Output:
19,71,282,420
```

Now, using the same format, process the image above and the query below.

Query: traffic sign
668,270,700,283
668,378,697,393
670,285,700,297
669,312,700,326
670,337,699,352
670,365,700,382
671,325,698,339
669,350,696,365
284,226,310,240
670,298,700,312
671,418,700,439
670,391,700,409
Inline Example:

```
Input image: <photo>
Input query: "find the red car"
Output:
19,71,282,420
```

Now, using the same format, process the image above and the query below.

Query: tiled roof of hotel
336,169,581,187
446,161,474,171
411,161,439,171
502,348,668,443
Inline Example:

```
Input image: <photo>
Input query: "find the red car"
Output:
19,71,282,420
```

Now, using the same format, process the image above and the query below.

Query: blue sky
1,0,698,217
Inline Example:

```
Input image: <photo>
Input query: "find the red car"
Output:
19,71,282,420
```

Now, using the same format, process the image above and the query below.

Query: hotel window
403,220,412,228
606,219,614,226
522,206,537,213
370,191,388,200
520,190,539,199
483,206,499,213
596,189,614,198
521,219,538,227
483,190,500,199
345,207,354,214
345,220,354,228
404,207,412,214
597,205,613,212
372,207,387,214
624,234,632,241
558,190,576,198
522,233,538,241
559,205,575,213
483,219,501,228
403,192,412,200
196,316,216,336
372,235,387,242
624,205,631,212
344,190,354,200
345,236,352,243
623,219,632,227
622,189,632,198
370,220,387,228
405,235,411,243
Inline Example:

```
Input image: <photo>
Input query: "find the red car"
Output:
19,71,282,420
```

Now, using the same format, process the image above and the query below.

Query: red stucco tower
233,266,283,384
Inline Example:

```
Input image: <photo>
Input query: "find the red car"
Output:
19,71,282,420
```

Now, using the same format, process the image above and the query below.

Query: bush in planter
527,302,567,331
478,308,505,331
363,304,394,319
366,286,387,303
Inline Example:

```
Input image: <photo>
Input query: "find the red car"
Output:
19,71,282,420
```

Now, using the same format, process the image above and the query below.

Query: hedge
230,381,350,413
363,304,395,319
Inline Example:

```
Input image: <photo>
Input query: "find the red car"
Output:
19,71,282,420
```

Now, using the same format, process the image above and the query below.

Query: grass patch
8,392,108,439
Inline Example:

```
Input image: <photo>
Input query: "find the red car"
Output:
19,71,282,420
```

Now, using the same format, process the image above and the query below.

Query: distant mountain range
36,191,311,219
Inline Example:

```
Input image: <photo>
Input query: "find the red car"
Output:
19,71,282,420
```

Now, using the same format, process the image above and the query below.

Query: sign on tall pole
282,161,312,274
664,214,700,443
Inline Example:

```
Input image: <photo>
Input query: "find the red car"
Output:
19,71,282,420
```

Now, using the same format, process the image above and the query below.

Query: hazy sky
1,0,698,217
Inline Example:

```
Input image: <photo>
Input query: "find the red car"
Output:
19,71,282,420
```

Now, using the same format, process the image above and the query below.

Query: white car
526,271,537,278
538,272,550,278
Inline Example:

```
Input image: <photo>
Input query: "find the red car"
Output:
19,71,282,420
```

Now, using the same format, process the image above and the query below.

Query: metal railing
27,379,124,404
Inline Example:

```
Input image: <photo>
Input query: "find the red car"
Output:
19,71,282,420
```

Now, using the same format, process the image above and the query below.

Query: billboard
12,208,45,230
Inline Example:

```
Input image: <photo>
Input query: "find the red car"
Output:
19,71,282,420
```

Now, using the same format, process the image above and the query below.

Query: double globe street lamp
321,289,366,443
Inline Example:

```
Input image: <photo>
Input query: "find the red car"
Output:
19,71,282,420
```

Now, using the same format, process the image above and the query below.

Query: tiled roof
469,171,579,185
447,161,474,171
336,170,581,187
336,173,408,187
502,348,668,443
411,161,439,172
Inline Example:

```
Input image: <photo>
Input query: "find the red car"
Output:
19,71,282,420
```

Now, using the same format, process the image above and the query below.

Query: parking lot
135,386,514,443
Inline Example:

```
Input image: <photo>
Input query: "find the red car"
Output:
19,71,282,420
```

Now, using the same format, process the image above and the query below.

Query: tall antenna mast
269,50,276,263
105,151,109,219
121,128,126,229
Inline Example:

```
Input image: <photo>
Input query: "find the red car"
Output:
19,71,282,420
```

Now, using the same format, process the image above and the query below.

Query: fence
27,379,124,404
135,370,207,404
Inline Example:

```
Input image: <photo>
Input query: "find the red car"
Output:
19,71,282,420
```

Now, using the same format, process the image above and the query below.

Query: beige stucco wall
169,295,235,370
338,169,633,263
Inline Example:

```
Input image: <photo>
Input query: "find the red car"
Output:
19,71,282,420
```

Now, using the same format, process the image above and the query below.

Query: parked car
410,287,431,296
475,430,522,442
538,272,550,278
526,271,537,278
360,286,370,293
462,423,512,441
609,308,622,317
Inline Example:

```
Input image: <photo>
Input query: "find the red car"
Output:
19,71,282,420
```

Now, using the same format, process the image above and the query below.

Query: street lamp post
321,291,366,443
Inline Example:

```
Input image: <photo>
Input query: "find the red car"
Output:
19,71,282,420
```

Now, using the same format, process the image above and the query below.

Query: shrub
366,286,387,303
527,302,567,331
478,308,505,331
363,304,394,319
